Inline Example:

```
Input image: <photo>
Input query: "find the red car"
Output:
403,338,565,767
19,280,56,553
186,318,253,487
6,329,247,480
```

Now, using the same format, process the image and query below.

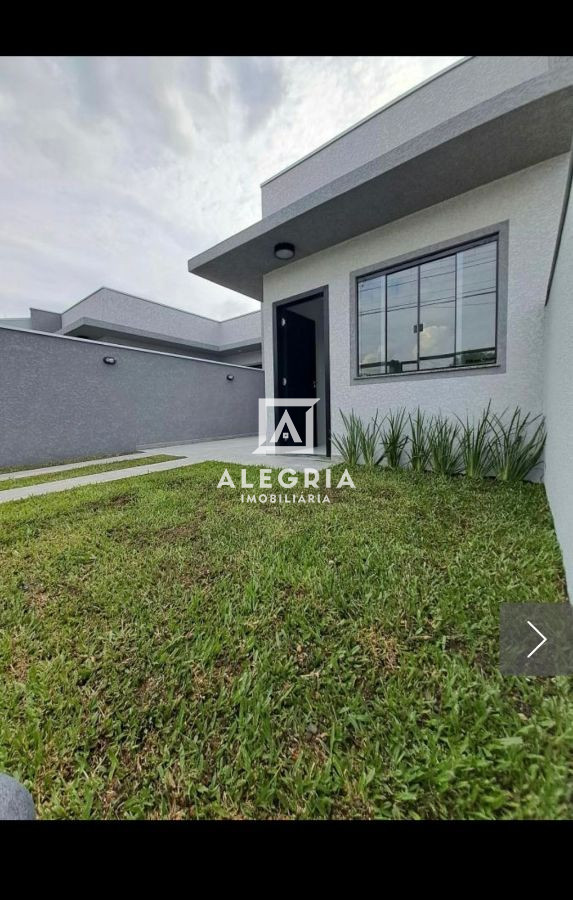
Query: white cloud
0,55,461,320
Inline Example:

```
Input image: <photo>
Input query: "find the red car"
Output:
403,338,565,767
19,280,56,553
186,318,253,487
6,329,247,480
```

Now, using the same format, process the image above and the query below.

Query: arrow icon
526,621,547,658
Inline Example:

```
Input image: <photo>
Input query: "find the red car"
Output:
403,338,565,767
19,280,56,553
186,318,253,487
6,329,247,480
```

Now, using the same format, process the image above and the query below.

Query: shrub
428,415,462,476
380,409,408,469
408,408,431,473
332,403,545,484
359,411,384,467
489,408,546,482
331,411,363,466
457,402,493,478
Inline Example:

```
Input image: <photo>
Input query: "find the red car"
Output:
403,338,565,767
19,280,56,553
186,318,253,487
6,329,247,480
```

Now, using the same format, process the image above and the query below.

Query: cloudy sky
0,56,461,321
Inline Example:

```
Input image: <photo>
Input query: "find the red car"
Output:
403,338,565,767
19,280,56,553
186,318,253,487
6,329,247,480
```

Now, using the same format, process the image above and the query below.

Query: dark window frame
355,233,500,379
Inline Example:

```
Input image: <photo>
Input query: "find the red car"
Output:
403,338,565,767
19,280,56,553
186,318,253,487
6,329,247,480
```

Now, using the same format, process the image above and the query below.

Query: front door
275,307,316,449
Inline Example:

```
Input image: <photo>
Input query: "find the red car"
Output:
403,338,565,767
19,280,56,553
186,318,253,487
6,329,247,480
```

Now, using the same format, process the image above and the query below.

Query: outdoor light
226,373,235,381
274,242,295,260
103,356,116,365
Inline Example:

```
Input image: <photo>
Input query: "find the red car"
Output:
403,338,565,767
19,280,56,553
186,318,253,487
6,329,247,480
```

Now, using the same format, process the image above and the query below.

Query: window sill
352,362,501,385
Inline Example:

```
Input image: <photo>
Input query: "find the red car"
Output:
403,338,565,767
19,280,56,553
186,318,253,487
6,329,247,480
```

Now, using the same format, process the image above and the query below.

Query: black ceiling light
274,242,295,260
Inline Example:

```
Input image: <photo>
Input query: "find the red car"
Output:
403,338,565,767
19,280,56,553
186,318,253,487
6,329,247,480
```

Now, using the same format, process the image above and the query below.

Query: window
357,237,498,377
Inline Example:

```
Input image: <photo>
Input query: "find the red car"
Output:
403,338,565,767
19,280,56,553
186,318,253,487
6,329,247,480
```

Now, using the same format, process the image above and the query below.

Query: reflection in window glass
387,266,418,373
358,275,385,376
419,255,456,370
356,238,498,376
456,242,497,366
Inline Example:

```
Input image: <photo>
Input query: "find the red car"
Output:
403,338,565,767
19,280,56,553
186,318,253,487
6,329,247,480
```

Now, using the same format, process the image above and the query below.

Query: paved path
148,436,332,470
0,450,159,483
0,456,195,503
0,437,334,504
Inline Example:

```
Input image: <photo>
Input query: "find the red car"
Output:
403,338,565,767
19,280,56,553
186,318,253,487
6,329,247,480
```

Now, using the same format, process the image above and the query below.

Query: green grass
0,462,571,819
0,455,183,491
0,451,144,476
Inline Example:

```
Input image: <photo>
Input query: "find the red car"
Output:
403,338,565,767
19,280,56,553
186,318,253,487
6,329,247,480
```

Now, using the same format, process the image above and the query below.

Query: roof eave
188,64,573,301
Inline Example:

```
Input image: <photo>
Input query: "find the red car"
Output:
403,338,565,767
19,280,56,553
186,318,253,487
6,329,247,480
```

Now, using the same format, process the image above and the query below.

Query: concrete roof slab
188,65,573,300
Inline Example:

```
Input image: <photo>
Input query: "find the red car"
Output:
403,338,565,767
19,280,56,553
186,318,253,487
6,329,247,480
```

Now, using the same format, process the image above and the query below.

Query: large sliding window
357,237,498,377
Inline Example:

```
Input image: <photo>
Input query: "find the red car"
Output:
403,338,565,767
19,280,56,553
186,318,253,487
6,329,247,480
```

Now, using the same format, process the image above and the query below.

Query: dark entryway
273,288,330,455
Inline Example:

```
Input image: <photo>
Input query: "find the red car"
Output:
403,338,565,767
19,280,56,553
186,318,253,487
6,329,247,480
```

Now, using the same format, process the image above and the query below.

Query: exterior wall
221,349,262,367
0,317,31,329
0,327,264,469
61,288,221,348
218,311,261,348
89,331,220,359
262,156,569,437
85,332,262,367
544,163,573,591
60,288,261,353
262,57,556,215
30,308,62,332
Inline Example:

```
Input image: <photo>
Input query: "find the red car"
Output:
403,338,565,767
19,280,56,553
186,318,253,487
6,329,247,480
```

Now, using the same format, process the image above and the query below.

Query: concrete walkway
0,450,160,483
145,436,332,470
0,437,333,504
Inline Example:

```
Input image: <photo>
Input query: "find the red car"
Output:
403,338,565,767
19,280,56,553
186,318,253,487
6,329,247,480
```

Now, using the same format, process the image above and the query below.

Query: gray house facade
188,56,573,586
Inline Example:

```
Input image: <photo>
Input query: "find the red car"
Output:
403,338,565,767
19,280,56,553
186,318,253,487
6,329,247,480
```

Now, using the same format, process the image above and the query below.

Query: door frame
271,285,331,457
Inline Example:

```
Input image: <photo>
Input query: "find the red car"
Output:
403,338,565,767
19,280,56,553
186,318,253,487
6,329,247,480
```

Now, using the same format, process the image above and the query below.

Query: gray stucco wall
61,288,221,347
544,162,573,593
30,308,62,332
61,288,261,352
261,56,556,215
0,328,264,469
262,155,568,441
217,311,261,348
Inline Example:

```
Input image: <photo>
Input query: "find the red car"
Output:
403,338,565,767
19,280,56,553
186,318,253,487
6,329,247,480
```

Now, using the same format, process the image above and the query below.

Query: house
2,287,262,367
188,55,573,583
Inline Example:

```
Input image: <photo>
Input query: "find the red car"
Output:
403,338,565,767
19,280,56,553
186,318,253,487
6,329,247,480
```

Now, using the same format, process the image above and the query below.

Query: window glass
419,254,456,370
387,266,418,374
358,275,385,376
455,241,497,366
356,237,498,377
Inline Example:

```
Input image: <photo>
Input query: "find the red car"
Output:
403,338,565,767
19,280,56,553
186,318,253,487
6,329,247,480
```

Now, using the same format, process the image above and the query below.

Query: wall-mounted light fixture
274,242,295,260
226,373,235,381
103,356,116,365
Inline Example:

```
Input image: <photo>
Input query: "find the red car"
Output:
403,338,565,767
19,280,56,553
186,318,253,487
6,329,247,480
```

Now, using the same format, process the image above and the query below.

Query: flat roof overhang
188,65,573,301
62,318,260,355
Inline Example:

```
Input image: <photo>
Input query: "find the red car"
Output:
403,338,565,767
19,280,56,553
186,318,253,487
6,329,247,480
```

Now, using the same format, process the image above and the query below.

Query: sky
0,55,462,321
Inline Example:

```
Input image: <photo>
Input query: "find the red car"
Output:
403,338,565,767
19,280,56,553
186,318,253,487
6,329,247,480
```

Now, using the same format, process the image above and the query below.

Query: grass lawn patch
0,451,145,476
0,462,571,819
0,455,184,491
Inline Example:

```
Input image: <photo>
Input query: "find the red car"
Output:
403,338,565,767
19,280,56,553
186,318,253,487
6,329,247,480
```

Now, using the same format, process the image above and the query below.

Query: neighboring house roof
2,287,261,357
188,56,573,301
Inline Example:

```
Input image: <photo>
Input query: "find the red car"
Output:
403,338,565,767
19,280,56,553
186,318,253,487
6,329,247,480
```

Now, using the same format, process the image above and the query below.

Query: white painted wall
263,155,569,437
544,164,573,592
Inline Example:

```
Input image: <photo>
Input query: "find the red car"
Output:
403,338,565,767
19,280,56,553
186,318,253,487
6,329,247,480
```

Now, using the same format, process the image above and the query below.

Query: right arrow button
526,620,548,658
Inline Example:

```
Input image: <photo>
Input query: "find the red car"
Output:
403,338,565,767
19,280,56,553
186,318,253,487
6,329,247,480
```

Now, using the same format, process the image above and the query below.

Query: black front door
275,307,316,448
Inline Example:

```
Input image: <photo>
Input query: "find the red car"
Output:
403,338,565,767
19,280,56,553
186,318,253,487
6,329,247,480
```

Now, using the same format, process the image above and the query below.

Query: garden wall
544,163,573,593
0,327,264,469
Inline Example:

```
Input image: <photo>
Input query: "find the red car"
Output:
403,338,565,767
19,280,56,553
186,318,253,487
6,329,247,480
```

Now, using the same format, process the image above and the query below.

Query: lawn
0,454,183,491
0,462,571,819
